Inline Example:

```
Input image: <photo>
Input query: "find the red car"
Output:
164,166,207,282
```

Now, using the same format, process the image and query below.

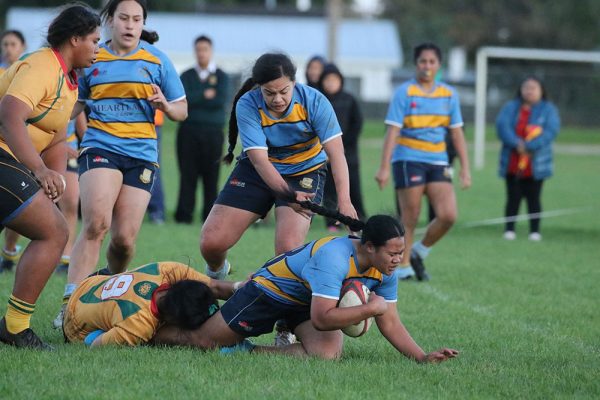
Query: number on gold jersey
101,274,134,300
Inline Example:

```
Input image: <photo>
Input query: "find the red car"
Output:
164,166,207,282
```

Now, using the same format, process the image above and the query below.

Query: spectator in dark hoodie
319,63,366,230
305,55,326,88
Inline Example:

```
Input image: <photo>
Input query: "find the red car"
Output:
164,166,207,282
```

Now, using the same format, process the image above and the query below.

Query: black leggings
504,175,544,233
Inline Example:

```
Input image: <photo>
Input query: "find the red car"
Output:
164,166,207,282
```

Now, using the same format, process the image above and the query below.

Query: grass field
1,121,599,399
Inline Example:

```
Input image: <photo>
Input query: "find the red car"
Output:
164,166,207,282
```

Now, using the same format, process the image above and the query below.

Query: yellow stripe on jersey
90,82,154,100
253,276,308,305
403,115,451,129
286,136,320,150
396,136,446,153
259,103,308,128
407,84,453,98
345,257,384,282
94,48,161,65
268,142,323,164
286,162,326,177
310,237,337,256
267,259,303,282
88,119,156,139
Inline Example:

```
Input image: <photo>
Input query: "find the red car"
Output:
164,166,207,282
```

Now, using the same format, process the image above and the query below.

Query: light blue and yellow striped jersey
385,79,463,165
236,83,342,176
66,119,79,151
252,236,399,306
78,41,185,163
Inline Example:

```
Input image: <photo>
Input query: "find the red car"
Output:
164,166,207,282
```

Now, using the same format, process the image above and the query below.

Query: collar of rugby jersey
51,48,78,90
150,283,171,318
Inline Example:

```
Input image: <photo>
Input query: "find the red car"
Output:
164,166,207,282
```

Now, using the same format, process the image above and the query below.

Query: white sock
205,260,230,280
412,241,431,259
63,283,77,298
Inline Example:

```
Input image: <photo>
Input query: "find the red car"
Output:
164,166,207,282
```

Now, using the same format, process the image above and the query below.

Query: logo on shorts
93,156,109,164
68,158,79,169
299,177,313,189
229,178,245,188
410,175,423,183
443,167,453,179
20,181,29,191
139,168,153,184
238,321,253,332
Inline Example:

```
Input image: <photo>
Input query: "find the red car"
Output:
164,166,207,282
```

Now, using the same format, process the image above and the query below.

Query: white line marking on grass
415,207,593,235
416,284,599,355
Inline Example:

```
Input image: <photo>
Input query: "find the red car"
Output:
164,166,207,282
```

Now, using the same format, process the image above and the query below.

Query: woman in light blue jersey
54,0,187,328
375,43,471,281
200,53,357,280
155,208,458,363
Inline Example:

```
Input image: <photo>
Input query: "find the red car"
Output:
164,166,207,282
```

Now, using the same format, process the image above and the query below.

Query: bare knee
200,229,229,258
83,218,110,241
110,233,136,254
435,209,457,228
307,345,343,360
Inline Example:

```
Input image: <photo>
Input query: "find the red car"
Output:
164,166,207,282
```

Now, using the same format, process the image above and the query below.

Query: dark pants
504,174,544,233
175,123,224,223
147,127,165,220
322,155,366,227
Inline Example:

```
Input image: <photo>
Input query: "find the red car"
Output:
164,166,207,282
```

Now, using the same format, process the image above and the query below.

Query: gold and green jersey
64,262,210,346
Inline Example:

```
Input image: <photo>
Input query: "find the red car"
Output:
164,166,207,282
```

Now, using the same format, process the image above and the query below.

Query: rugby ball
337,280,373,337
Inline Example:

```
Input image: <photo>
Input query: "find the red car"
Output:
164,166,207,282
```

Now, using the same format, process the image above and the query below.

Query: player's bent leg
200,204,259,271
57,170,80,259
1,229,22,272
274,206,311,255
7,192,68,303
67,168,122,284
107,185,151,273
423,182,457,247
292,319,344,360
397,186,425,264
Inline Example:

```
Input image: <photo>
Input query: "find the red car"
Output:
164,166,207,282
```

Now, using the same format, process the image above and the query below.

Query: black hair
318,62,344,93
517,75,547,101
157,280,219,330
1,30,26,46
194,35,212,46
101,0,159,44
46,3,101,48
270,185,404,246
297,200,404,247
224,52,297,164
413,42,442,64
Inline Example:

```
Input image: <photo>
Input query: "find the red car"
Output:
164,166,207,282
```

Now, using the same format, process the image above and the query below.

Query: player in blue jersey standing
200,53,357,281
155,208,458,363
375,43,471,281
53,0,187,328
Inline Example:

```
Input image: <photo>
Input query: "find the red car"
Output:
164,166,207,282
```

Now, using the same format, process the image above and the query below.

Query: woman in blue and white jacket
496,76,560,241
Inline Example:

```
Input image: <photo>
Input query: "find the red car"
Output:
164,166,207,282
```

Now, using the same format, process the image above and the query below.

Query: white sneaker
52,304,66,330
528,232,542,242
503,231,516,240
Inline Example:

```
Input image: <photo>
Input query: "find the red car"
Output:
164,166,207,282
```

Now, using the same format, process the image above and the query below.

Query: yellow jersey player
64,261,242,347
0,5,101,350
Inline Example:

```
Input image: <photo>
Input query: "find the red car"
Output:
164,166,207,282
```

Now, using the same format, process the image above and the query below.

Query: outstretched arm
376,302,459,363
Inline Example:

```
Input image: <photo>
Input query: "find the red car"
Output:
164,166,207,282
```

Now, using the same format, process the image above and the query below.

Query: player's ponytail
273,186,404,244
224,52,297,164
141,29,159,44
224,77,256,164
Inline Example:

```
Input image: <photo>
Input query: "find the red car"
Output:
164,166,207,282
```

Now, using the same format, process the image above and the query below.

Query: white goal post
474,46,600,169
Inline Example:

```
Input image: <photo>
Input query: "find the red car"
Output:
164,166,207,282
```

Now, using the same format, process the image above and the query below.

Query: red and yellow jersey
0,48,78,158
64,262,211,346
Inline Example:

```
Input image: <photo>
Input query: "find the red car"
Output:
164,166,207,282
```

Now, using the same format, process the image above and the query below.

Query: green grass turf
1,120,599,399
